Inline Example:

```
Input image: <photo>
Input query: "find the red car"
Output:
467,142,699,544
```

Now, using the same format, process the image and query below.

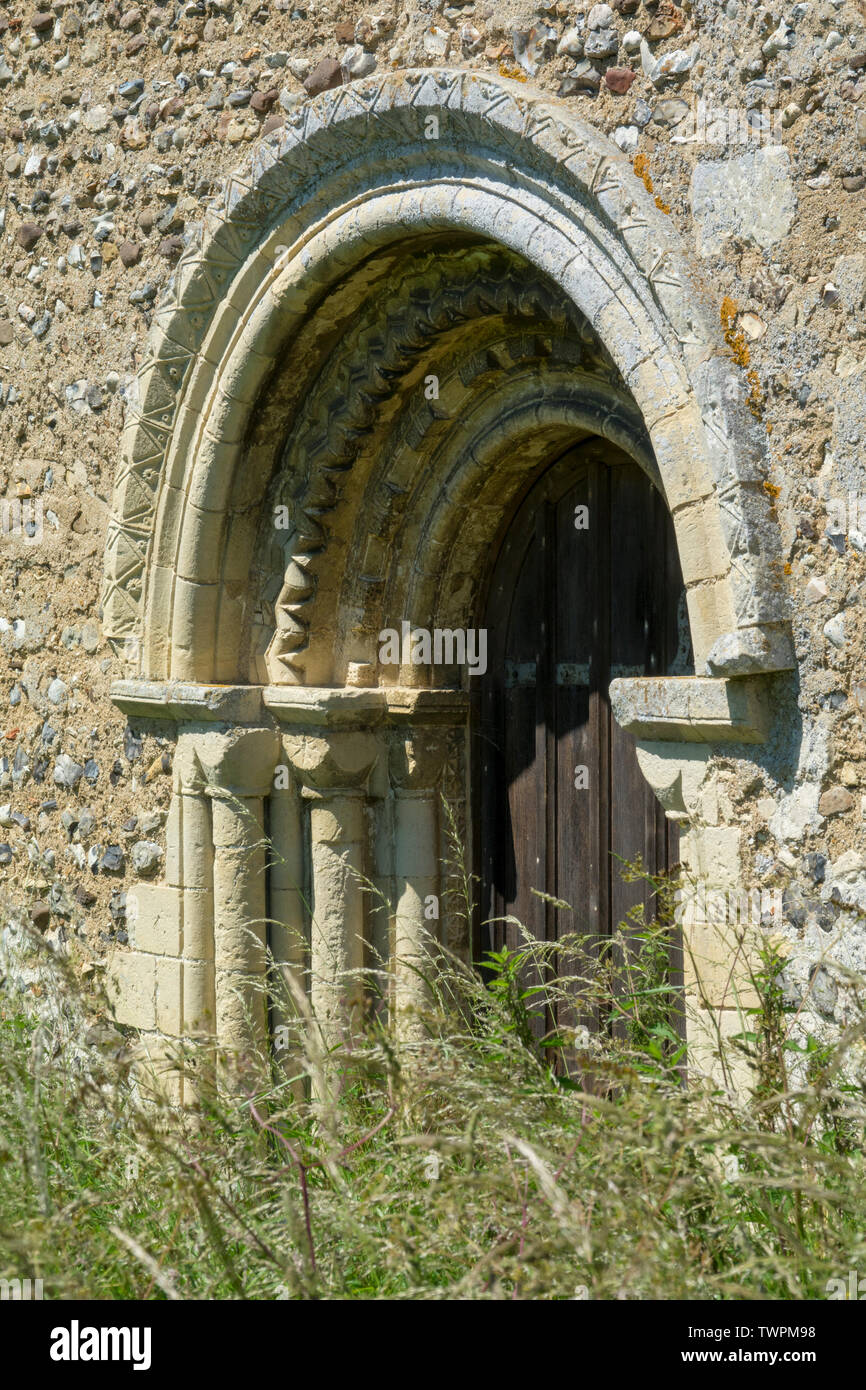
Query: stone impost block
264,686,470,728
110,679,264,724
611,675,772,744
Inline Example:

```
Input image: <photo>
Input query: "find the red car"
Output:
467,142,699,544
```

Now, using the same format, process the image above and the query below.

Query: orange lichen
728,330,750,367
719,296,738,329
633,152,655,195
763,480,781,500
718,295,765,415
633,155,671,210
746,368,764,419
498,63,526,81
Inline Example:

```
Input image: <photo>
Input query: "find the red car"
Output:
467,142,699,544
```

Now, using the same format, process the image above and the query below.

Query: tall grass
1,842,865,1301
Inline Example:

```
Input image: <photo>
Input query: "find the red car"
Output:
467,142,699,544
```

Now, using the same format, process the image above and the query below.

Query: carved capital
283,731,378,797
388,729,449,794
175,725,281,799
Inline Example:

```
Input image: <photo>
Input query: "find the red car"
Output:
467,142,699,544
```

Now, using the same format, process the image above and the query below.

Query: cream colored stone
633,741,712,819
99,71,800,1103
692,825,742,887
683,917,761,1010
107,950,157,1030
686,1004,756,1094
127,884,181,956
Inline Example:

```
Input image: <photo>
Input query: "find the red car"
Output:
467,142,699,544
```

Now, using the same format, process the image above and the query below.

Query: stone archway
103,70,794,1094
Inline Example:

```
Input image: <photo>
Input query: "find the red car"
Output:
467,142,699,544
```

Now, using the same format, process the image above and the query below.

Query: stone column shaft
389,731,447,1039
210,791,269,1064
284,732,378,1053
308,791,367,1042
190,725,281,1085
268,766,307,979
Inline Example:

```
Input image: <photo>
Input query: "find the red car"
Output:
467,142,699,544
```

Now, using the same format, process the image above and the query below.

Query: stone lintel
111,679,264,723
610,674,771,744
264,685,469,727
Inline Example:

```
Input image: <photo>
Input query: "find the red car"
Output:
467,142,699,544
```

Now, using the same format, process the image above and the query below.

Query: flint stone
303,58,344,96
54,754,84,788
691,146,796,257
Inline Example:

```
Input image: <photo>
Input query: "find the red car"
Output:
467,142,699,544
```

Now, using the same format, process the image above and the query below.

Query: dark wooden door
476,439,687,1038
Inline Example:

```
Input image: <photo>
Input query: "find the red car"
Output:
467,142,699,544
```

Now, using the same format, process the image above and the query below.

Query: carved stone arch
104,69,795,1092
103,67,792,685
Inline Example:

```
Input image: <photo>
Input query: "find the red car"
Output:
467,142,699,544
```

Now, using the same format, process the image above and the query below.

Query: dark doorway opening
474,438,690,1047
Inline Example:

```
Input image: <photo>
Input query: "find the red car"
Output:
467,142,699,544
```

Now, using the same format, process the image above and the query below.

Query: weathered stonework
95,69,798,1089
3,3,864,1098
102,69,792,687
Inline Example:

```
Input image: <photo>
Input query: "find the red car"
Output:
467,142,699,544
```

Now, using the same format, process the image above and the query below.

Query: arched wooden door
475,439,689,1035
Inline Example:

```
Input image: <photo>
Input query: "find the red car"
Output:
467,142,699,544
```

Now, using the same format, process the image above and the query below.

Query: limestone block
683,916,761,1010
127,884,182,957
684,579,738,672
156,958,216,1038
176,504,228,586
155,958,182,1036
107,950,157,1030
165,799,182,889
647,408,715,512
132,1035,186,1107
633,740,712,819
214,970,268,1058
673,498,730,586
706,625,796,677
171,578,219,681
182,889,215,961
165,791,213,890
685,1003,755,1094
692,824,742,888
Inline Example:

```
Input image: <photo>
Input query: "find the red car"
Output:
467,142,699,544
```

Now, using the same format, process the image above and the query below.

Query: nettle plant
0,815,865,1301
